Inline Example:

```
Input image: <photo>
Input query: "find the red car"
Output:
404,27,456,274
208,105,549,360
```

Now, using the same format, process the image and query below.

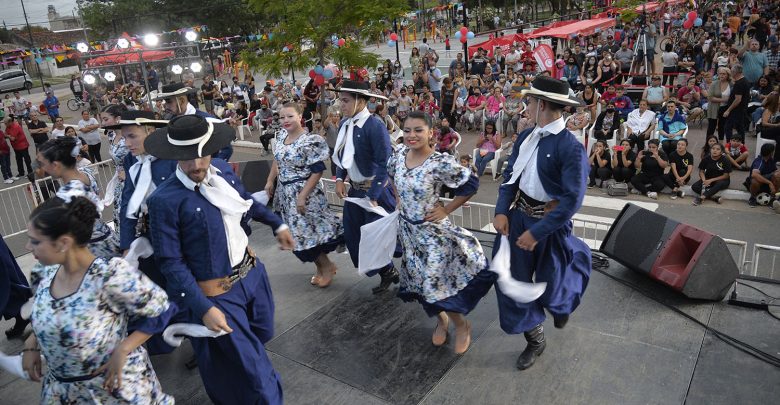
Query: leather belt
512,190,559,219
349,180,374,191
197,247,256,297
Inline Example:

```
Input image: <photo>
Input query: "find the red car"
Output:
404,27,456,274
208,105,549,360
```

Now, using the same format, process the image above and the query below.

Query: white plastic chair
237,117,252,141
472,147,504,179
652,117,689,140
756,129,777,157
450,131,462,155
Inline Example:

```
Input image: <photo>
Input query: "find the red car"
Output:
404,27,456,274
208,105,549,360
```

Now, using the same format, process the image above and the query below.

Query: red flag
532,44,555,73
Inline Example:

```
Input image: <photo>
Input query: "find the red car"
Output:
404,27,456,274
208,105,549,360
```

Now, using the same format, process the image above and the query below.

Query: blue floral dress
272,129,343,262
29,257,174,404
56,171,121,259
388,147,496,317
108,131,130,227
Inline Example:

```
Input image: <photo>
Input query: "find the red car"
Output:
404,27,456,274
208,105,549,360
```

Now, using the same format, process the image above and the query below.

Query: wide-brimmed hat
152,82,198,101
520,76,584,107
334,80,388,100
144,115,234,160
103,110,168,130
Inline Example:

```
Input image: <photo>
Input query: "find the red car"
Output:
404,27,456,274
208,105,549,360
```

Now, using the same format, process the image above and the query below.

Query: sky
3,0,80,30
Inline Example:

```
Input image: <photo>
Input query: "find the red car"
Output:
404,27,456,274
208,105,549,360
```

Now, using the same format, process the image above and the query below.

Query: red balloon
460,36,467,43
314,76,325,86
337,38,346,47
309,70,316,79
390,33,398,41
682,19,694,29
687,11,697,20
460,26,468,34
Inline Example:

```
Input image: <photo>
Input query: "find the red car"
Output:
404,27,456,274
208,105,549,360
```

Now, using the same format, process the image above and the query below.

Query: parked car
0,69,33,93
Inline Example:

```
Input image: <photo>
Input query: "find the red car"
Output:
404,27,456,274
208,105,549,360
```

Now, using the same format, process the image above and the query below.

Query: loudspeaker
600,204,739,300
239,160,273,194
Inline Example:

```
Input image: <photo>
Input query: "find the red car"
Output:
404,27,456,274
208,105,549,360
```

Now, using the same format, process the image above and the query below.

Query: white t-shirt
78,118,101,145
51,127,66,138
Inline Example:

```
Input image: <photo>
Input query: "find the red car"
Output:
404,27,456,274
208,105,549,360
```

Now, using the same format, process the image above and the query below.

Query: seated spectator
700,135,718,160
664,138,694,199
759,92,780,162
611,139,636,183
724,135,750,170
676,78,705,122
631,139,669,200
474,121,501,176
746,143,780,208
600,84,618,106
624,99,657,150
435,120,459,154
593,100,620,141
485,86,505,123
657,100,687,155
566,105,591,138
503,85,525,134
580,84,600,120
692,142,732,205
612,86,634,119
463,88,486,131
588,140,612,188
259,112,281,156
494,133,517,176
642,75,670,112
417,93,440,117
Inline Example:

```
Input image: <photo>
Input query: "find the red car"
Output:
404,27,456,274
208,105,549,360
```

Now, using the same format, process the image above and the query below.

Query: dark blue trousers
342,185,400,276
0,236,31,319
492,211,592,334
190,262,282,405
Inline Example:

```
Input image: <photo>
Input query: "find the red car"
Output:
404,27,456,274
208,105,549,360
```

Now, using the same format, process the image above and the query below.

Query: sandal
432,315,449,347
317,264,337,288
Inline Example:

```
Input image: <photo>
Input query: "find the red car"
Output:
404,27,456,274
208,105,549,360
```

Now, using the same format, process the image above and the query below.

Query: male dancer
492,76,592,370
145,115,294,404
332,81,400,293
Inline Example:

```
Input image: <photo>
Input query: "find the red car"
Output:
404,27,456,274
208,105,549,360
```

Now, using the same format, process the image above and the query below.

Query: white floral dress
108,131,130,227
388,147,495,315
56,171,121,258
272,130,343,262
29,257,173,404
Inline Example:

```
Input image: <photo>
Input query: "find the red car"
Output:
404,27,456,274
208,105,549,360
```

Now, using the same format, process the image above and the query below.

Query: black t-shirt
728,77,751,113
698,155,732,179
27,120,49,144
470,57,487,75
441,87,456,108
201,83,215,100
669,151,694,176
615,149,636,168
592,149,611,166
639,149,668,177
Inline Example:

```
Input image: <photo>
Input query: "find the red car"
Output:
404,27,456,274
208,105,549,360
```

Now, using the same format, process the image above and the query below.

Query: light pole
393,18,400,62
19,0,45,91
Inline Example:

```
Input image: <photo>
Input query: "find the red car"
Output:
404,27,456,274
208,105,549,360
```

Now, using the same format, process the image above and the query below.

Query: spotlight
83,74,96,85
190,62,202,73
104,72,116,82
76,42,89,53
144,34,159,47
117,38,130,49
171,64,183,74
185,31,198,42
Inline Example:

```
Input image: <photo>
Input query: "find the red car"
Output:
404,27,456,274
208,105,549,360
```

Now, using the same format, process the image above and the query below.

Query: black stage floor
1,228,778,405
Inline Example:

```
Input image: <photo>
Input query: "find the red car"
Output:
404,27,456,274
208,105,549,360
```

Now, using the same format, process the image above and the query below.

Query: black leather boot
4,315,29,339
372,266,400,294
553,314,569,329
516,324,546,370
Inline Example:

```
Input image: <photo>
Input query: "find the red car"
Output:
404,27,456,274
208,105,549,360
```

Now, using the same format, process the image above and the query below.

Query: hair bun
67,196,98,223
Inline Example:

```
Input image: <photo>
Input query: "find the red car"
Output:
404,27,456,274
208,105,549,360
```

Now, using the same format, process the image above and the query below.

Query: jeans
475,151,495,176
612,166,634,183
723,110,746,142
0,153,11,179
661,139,679,156
691,178,730,198
87,143,102,162
589,165,612,184
13,148,32,177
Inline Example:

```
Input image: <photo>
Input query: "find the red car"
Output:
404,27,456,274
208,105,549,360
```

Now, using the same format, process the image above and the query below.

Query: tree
242,0,408,81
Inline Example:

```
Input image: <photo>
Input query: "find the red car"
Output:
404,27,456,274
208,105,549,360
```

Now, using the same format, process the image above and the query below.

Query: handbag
607,181,629,196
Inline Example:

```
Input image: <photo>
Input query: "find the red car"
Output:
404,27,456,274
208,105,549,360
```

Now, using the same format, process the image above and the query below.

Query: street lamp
144,34,159,47
83,74,96,85
190,62,202,73
117,38,130,49
171,64,183,75
185,31,198,42
104,72,116,82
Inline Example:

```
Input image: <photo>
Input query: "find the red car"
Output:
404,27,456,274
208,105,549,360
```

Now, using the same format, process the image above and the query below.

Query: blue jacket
147,158,283,318
334,115,392,201
495,127,589,241
119,155,178,249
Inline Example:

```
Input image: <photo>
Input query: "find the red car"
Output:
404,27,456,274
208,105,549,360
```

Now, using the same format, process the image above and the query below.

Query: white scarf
332,107,371,170
176,165,252,267
184,102,197,116
506,117,564,185
125,154,157,219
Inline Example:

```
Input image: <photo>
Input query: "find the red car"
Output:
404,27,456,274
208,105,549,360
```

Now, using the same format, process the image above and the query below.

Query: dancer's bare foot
432,312,449,346
310,265,323,285
453,319,471,355
317,263,337,288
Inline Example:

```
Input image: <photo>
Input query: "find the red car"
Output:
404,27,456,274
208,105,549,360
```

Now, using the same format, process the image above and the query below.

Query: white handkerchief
344,197,390,217
0,352,30,380
358,210,399,275
490,236,547,303
163,323,229,347
251,191,270,206
124,237,154,270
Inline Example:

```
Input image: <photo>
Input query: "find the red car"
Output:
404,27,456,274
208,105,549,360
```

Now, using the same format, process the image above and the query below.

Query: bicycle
67,94,89,111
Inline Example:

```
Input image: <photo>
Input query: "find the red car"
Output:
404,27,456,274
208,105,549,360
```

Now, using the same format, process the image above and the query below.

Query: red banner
532,44,555,72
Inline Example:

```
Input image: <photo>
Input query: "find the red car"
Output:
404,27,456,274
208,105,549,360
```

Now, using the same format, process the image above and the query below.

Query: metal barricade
749,244,780,280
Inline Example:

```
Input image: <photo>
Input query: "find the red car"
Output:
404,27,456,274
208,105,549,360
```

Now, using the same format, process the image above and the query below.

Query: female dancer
265,102,343,287
388,111,496,354
37,137,120,258
99,103,129,226
21,196,175,403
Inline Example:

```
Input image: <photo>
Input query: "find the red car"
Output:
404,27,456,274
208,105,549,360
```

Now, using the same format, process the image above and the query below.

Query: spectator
303,79,320,132
665,138,694,199
201,75,217,114
593,100,620,141
449,53,465,79
424,54,443,104
658,100,687,155
705,67,732,140
563,56,580,90
588,139,612,188
600,84,617,106
42,92,59,123
434,119,458,155
759,92,780,161
0,126,11,183
611,139,636,184
3,116,32,180
722,64,751,142
485,86,505,123
11,92,29,121
739,39,770,85
580,84,600,120
747,143,780,207
595,52,618,91
764,42,780,72
146,66,159,92
470,49,488,76
642,75,670,112
566,105,591,138
624,99,656,151
631,139,669,200
581,55,599,86
724,135,750,170
612,86,634,119
463,88,486,131
50,117,66,138
418,37,430,58
493,133,516,176
692,142,731,205
676,77,705,122
69,74,84,100
27,112,49,151
661,43,679,88
77,110,102,162
474,121,500,176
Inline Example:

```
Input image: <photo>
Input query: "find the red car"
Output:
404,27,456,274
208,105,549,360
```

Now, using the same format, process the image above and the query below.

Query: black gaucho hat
520,75,584,107
144,115,234,160
102,110,168,130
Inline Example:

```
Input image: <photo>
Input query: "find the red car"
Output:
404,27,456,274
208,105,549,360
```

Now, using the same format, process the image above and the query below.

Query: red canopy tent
526,18,617,39
467,33,527,58
527,20,579,37
86,49,175,67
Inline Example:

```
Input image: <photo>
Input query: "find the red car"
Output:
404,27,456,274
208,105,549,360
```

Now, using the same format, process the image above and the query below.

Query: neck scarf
125,154,157,219
332,107,371,170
